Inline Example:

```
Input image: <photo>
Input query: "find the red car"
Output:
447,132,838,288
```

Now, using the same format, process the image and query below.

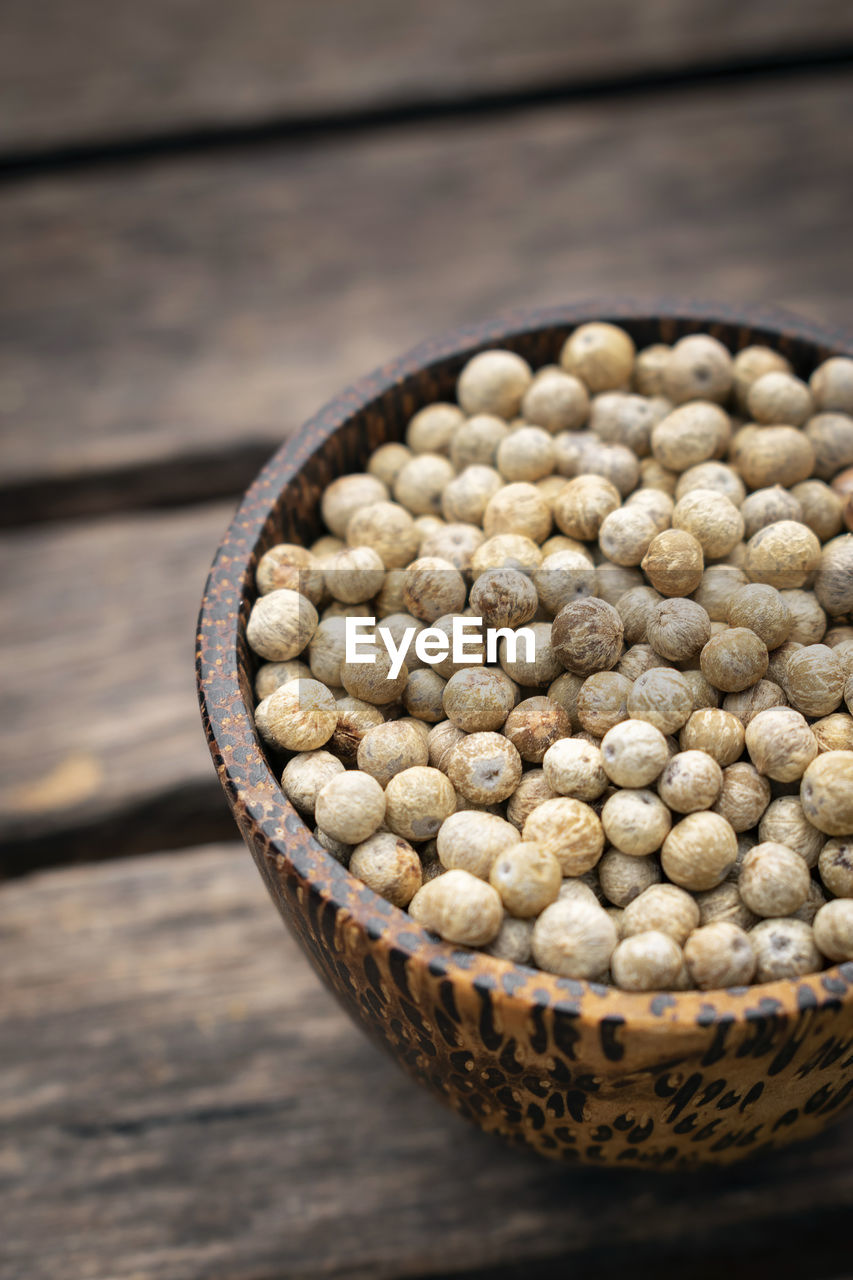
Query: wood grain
2,1,852,154
2,842,853,1280
1,75,852,523
0,503,238,874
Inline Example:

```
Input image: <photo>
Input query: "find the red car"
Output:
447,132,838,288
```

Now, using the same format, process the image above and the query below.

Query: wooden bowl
197,301,853,1168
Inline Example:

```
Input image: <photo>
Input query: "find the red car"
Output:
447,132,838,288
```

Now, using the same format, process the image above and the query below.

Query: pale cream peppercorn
449,414,508,470
657,750,723,813
618,643,667,681
651,402,730,471
423,519,487,571
307,616,349,686
409,869,503,946
732,345,792,411
611,931,684,991
329,697,385,763
740,486,803,540
440,667,515,733
445,732,523,804
340,646,408,705
281,749,345,816
355,719,429,787
402,668,447,723
818,838,853,897
810,357,853,414
531,896,618,978
671,489,744,559
813,899,853,961
601,788,671,856
733,425,815,490
621,883,699,945
486,915,535,963
780,590,827,646
255,678,338,752
482,481,552,543
469,567,538,629
745,519,822,590
589,391,663,456
626,668,693,734
682,669,721,712
541,738,608,803
436,809,520,879
324,546,385,604
470,532,542,576
684,923,756,989
496,426,555,483
553,474,621,540
745,706,818,781
633,343,670,396
693,565,749,623
521,367,590,432
676,460,746,506
321,473,388,538
345,501,421,570
256,543,325,606
597,506,657,566
247,588,318,661
759,795,825,868
457,349,533,419
314,770,386,844
739,842,810,917
791,480,843,542
506,770,557,833
700,628,768,693
747,370,813,426
489,842,562,917
815,533,853,617
368,441,413,489
615,584,663,644
406,402,464,455
349,833,423,907
750,918,822,981
372,570,408,617
722,679,787,727
726,583,792,650
663,334,733,405
640,456,678,494
641,528,704,597
523,796,605,874
402,556,466,623
598,848,662,907
499,622,563,687
440,465,503,525
393,453,456,516
551,597,624,676
593,563,644,607
647,598,711,661
255,658,312,700
695,881,758,932
679,708,745,766
575,671,632,736
661,811,738,890
314,825,352,865
813,713,853,752
503,696,570,764
713,762,771,833
600,719,670,787
534,550,597,616
625,486,674,532
784,645,844,717
560,322,635,392
383,766,456,841
792,880,828,926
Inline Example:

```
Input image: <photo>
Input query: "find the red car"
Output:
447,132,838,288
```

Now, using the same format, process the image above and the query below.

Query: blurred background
1,4,853,1278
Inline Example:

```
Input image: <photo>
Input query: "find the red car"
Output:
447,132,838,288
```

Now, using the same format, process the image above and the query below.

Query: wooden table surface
2,6,853,1276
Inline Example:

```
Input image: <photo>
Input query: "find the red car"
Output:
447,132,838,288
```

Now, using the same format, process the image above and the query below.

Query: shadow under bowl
197,300,853,1168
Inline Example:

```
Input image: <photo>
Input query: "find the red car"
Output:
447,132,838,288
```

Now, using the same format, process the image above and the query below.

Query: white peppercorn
589,391,661,455
368,441,413,488
647,598,711,661
551,597,624,676
356,719,430,787
713,762,771,832
441,667,516,733
534,550,598,616
383,766,456,842
409,869,503,946
682,669,721,712
813,899,853,961
560,322,635,392
597,506,657,566
726,584,792,650
553,474,621,540
657,750,723,813
679,708,745,766
486,915,535,963
601,788,671,856
341,646,408,706
745,520,822,591
247,588,318,661
722,679,787,727
684,923,756,989
813,713,853,753
818,838,853,898
695,881,758,932
406,402,464,455
791,480,844,542
734,425,815,490
641,528,704,597
445,732,523,804
402,556,466,623
440,465,503,525
482,481,552,543
307,616,350,687
785,645,844,717
531,896,618,979
436,809,520,879
747,370,813,426
349,833,423,907
329,697,386,763
256,678,338,752
506,768,557,830
740,486,803,540
575,671,632,737
469,567,539,629
470,532,542,575
600,719,670,787
661,811,738,890
810,357,853,414
815,533,853,617
780,590,827,646
496,426,556,483
750,918,822,982
503,696,571,763
611,931,684,991
321,473,388,538
324,546,386,604
457,349,533,419
626,668,693,734
489,842,562,917
523,796,605,874
739,842,811,917
759,795,825,868
281,749,345,816
255,658,312,700
700,629,769,694
499,622,563,687
393,453,456,516
315,770,386,844
663,334,734,405
745,706,818,781
651,402,730,472
598,847,662,907
402,668,447,722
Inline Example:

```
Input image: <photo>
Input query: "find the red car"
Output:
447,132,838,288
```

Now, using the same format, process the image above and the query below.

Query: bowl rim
197,299,853,1030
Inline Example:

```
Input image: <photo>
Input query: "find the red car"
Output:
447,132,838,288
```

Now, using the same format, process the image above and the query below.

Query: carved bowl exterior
197,302,853,1167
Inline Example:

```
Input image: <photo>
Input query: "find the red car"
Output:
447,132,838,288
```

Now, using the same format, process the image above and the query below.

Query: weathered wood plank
2,1,852,154
0,504,238,874
1,75,852,523
2,843,853,1280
